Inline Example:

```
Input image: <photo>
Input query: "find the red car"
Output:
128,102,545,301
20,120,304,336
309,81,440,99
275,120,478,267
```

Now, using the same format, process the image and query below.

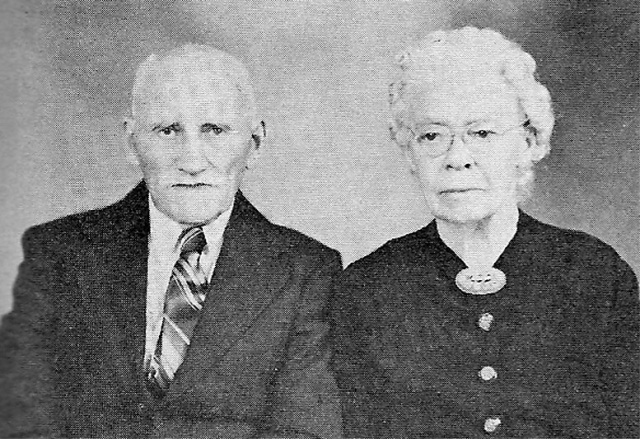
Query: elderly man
0,44,342,438
331,27,638,437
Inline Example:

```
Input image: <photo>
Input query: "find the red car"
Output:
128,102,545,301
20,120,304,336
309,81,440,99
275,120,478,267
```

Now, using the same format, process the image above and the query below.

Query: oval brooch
455,267,506,295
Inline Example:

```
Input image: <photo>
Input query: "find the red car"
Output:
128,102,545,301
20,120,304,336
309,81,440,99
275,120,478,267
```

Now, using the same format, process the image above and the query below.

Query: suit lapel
72,185,292,402
79,183,149,390
170,192,291,389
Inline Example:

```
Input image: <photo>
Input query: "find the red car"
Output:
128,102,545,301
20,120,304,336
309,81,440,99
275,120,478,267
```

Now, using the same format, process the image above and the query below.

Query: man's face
403,70,531,224
127,62,258,226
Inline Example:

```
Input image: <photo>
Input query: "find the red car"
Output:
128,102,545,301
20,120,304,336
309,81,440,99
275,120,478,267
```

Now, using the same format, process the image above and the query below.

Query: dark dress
331,212,639,438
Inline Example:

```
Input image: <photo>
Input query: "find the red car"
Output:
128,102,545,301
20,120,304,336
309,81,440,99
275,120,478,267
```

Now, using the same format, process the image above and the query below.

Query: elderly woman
331,27,638,438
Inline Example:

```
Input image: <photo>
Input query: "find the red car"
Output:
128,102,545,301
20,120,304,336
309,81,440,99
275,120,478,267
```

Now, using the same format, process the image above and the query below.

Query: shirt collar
148,195,234,255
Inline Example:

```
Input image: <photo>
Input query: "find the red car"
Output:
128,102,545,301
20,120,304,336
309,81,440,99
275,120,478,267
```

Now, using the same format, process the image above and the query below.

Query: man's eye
203,124,224,135
157,126,178,137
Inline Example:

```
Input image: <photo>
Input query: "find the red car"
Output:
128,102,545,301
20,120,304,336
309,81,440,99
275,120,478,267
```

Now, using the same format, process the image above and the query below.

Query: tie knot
178,227,207,256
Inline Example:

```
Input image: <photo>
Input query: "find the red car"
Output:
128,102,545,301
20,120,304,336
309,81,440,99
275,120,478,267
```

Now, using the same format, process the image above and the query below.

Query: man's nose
444,134,474,170
177,132,209,174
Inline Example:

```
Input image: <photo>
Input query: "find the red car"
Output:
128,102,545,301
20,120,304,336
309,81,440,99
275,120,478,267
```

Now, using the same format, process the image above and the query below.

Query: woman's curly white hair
389,27,554,200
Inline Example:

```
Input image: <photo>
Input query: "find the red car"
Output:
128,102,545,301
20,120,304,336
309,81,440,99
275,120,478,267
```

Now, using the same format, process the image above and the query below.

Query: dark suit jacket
331,212,639,438
0,182,342,438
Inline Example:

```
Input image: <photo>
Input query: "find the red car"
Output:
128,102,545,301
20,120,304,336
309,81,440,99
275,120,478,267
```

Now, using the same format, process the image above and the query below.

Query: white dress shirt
144,196,233,366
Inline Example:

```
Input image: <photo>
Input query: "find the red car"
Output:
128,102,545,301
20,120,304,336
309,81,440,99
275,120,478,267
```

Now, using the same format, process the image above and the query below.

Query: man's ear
251,120,266,150
123,117,140,166
123,117,135,139
246,120,266,169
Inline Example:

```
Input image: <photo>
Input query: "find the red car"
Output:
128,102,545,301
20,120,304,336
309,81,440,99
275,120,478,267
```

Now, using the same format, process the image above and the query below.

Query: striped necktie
146,227,208,396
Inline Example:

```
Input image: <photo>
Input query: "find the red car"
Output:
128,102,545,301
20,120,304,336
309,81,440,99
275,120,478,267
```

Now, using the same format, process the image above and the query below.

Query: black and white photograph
0,1,637,437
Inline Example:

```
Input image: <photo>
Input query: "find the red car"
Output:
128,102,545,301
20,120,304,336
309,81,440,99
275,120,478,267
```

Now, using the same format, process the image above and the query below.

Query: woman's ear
391,123,418,173
522,128,548,164
517,128,546,169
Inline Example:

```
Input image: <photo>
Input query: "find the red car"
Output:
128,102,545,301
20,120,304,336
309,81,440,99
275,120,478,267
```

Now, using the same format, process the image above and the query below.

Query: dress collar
422,210,541,281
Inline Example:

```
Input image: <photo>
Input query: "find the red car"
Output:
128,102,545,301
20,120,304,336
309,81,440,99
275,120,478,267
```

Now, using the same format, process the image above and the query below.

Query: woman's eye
471,129,493,139
420,132,440,142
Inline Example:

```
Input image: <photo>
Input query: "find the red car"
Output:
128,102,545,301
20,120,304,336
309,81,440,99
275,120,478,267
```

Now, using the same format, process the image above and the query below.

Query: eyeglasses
410,120,530,157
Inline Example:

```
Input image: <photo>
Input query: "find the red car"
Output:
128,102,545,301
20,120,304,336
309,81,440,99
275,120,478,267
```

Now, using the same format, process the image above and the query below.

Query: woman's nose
443,134,474,170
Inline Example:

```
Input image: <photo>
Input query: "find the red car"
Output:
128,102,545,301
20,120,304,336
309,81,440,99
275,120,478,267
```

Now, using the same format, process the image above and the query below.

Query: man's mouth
440,188,484,194
172,183,212,188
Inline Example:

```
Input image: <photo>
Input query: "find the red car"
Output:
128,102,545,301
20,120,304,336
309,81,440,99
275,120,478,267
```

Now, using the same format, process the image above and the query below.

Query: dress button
478,313,494,331
484,417,501,433
479,366,497,381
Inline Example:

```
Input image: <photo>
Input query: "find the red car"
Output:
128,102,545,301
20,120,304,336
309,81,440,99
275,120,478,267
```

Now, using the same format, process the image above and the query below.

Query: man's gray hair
131,44,257,121
389,27,554,200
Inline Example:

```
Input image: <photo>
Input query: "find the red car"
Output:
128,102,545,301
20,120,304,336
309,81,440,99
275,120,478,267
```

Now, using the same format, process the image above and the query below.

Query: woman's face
403,71,532,224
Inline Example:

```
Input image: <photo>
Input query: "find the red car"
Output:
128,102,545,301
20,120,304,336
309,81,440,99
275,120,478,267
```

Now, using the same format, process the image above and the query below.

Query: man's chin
154,191,235,226
164,208,227,227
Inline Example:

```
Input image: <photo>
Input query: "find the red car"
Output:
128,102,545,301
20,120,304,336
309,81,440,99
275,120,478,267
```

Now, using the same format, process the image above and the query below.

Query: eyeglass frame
408,119,531,157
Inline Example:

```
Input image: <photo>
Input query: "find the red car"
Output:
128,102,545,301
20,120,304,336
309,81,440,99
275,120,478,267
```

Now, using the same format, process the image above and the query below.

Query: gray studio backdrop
1,0,638,316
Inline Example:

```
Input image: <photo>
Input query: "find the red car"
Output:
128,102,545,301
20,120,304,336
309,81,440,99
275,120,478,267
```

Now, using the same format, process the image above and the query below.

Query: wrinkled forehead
132,51,252,121
403,66,522,124
142,69,238,104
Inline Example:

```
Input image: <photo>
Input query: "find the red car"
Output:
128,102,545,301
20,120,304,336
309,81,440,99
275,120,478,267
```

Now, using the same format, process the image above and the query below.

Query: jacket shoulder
23,205,114,249
21,186,144,257
236,193,341,264
264,220,342,264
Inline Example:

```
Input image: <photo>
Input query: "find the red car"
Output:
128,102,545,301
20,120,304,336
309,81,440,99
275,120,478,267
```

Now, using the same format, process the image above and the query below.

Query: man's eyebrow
151,122,180,131
418,118,499,127
202,122,233,129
